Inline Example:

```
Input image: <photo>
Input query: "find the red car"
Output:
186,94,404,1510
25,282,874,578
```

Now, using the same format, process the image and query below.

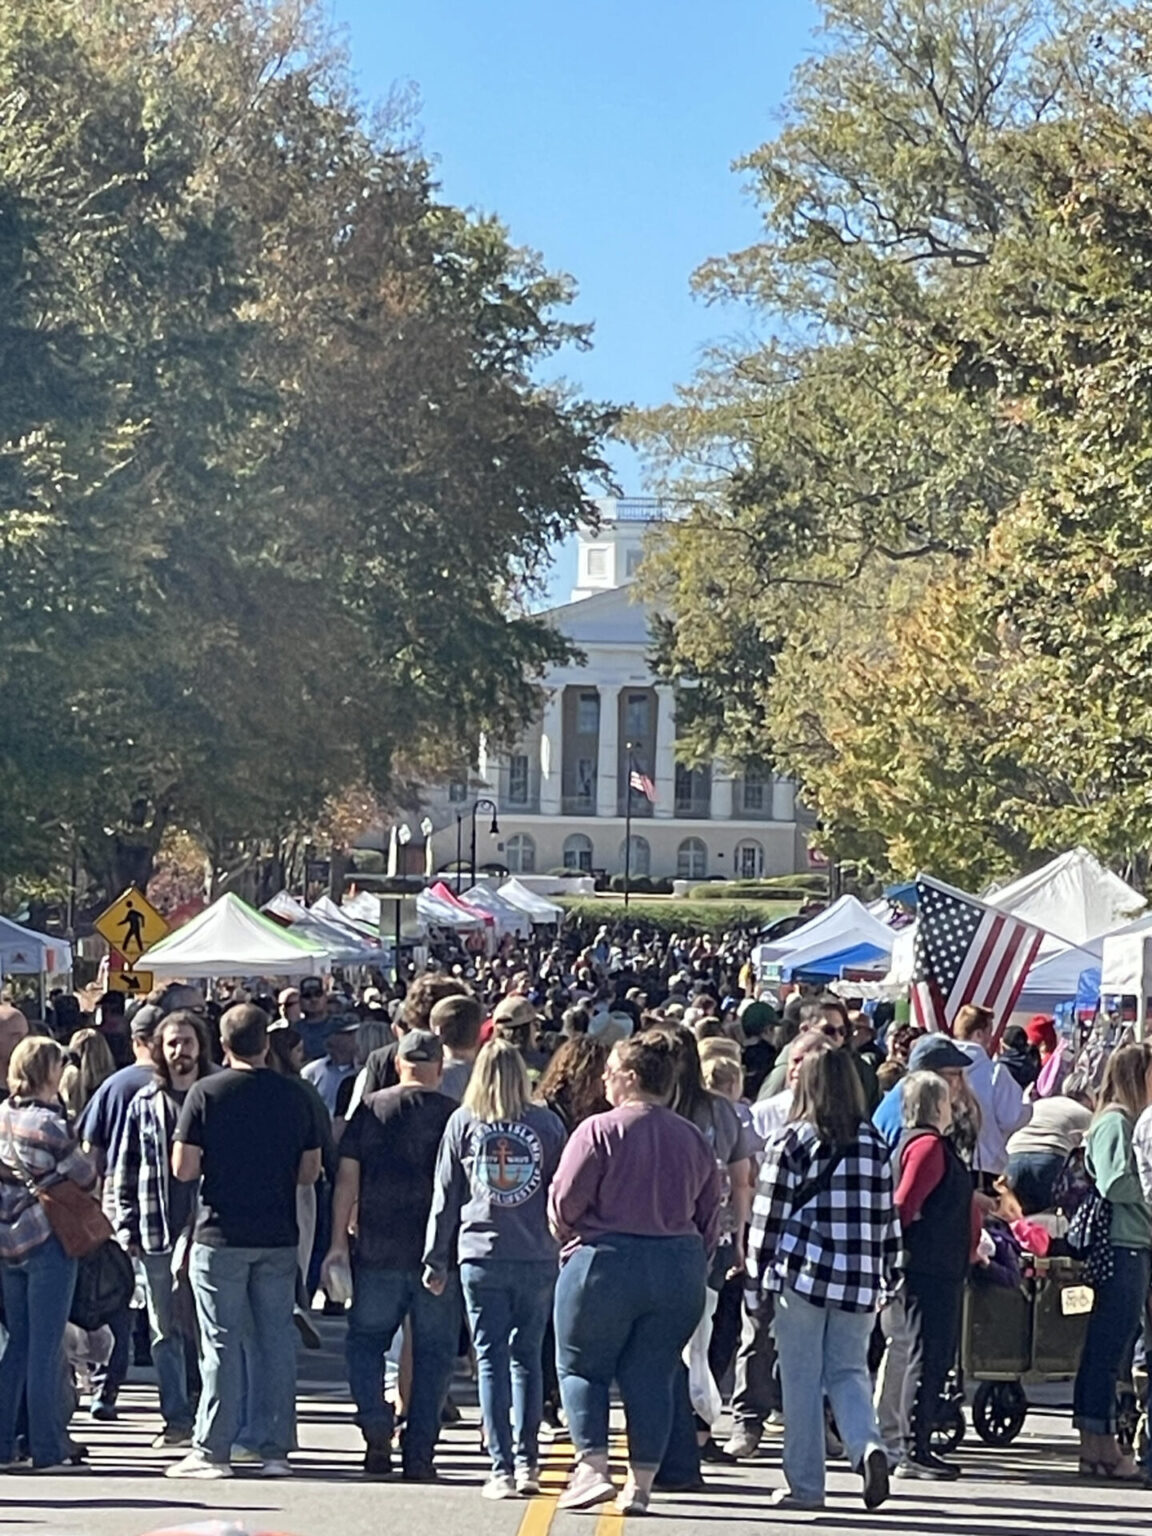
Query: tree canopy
0,0,615,909
637,0,1152,886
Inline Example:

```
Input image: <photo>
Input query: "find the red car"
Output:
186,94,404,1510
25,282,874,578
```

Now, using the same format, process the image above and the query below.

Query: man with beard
112,1010,216,1447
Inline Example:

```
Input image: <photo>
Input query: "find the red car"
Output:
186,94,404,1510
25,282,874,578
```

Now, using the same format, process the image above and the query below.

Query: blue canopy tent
786,942,892,984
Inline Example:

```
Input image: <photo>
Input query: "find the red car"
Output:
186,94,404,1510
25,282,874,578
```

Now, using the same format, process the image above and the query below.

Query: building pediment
542,583,654,647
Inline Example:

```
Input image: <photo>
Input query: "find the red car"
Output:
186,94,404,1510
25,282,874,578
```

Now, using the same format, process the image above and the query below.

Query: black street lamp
469,798,499,890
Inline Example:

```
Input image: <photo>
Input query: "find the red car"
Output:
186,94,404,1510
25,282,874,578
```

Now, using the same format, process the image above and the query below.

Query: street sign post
106,969,154,996
94,888,169,962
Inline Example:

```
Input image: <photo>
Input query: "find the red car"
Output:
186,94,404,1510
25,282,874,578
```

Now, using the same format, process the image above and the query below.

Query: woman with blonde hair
0,1036,98,1469
424,1038,567,1500
60,1027,117,1121
1071,1040,1152,1479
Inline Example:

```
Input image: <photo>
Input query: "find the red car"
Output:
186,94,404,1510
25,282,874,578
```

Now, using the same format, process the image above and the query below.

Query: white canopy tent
140,893,330,978
753,895,898,971
261,892,380,965
498,879,563,924
0,916,72,976
461,886,532,939
987,847,1145,946
1100,912,1152,1037
1015,938,1102,1013
416,889,486,932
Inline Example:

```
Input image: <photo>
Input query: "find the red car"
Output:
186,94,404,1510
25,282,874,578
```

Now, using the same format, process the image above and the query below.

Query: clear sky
323,0,820,597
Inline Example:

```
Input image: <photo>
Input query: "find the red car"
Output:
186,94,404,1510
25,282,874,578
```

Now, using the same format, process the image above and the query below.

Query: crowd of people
0,914,1148,1511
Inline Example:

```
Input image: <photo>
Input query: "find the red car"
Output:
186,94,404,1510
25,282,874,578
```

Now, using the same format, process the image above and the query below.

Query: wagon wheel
973,1381,1028,1446
929,1396,966,1454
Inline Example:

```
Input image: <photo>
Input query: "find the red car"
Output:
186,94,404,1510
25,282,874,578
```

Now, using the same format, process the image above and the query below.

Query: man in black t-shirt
166,1005,321,1481
322,1030,459,1480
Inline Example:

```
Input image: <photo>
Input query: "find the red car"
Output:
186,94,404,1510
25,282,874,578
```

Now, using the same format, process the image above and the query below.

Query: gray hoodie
424,1103,567,1273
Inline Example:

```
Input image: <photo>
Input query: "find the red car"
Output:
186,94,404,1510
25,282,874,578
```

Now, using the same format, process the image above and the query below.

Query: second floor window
448,779,468,803
576,692,600,735
507,753,529,804
742,770,765,811
625,692,650,741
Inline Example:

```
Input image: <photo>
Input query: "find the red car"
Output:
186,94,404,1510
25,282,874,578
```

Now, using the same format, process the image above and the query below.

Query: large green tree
0,0,615,909
637,0,1152,885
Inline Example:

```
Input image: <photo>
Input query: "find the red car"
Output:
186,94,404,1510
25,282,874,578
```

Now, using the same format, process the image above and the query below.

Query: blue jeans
773,1286,884,1503
555,1234,706,1469
1004,1151,1065,1215
346,1264,462,1470
189,1244,298,1462
0,1234,77,1466
1073,1245,1150,1434
141,1251,193,1431
461,1257,555,1475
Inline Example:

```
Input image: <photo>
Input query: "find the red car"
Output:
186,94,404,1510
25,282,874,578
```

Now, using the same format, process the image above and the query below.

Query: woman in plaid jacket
747,1046,901,1513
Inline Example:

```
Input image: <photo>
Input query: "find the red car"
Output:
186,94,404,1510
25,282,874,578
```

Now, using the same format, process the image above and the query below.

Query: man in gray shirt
429,995,483,1102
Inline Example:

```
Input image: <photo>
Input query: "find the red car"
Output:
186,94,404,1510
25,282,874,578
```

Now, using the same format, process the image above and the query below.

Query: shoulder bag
4,1136,113,1260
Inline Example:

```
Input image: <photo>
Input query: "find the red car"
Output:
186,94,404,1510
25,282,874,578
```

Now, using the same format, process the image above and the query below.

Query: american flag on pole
629,764,656,802
911,874,1044,1039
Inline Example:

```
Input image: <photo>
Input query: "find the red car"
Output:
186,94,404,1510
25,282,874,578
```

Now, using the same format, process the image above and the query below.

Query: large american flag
911,874,1044,1038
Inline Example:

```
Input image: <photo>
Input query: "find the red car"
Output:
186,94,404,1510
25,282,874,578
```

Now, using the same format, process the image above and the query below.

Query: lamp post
455,813,464,895
469,798,499,891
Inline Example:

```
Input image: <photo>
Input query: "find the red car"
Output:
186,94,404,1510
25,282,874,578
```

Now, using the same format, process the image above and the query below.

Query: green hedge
608,874,675,895
688,882,819,902
557,896,799,934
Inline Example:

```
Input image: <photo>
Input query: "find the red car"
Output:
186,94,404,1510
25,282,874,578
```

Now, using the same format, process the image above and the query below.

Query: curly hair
537,1036,609,1127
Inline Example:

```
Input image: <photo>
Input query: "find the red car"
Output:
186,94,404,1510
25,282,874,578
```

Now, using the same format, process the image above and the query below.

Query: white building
420,497,811,882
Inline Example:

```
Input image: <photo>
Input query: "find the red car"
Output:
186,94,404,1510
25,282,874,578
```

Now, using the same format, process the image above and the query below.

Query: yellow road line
515,1427,631,1536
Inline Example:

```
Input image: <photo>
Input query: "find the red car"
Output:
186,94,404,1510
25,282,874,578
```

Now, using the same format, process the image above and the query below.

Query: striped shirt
0,1099,98,1260
746,1118,900,1314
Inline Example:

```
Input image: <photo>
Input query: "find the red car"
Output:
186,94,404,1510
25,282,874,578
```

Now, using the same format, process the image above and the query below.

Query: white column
538,688,562,816
596,685,620,818
711,763,734,820
772,776,796,821
654,685,676,818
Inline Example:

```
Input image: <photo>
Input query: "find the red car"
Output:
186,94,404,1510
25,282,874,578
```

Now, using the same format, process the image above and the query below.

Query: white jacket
955,1041,1030,1175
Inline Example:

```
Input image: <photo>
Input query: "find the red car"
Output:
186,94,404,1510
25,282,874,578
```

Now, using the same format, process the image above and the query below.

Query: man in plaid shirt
746,1050,900,1512
112,1011,214,1448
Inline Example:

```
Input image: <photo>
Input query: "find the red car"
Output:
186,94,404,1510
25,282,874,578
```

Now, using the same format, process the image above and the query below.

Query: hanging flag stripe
911,874,1045,1037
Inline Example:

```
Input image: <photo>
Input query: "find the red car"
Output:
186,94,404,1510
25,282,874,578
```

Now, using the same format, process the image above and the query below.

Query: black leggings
905,1272,963,1456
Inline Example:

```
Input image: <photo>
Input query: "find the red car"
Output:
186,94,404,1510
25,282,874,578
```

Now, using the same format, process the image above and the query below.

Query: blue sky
324,0,820,597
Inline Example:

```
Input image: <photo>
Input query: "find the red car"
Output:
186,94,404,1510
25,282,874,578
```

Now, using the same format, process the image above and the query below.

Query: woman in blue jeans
747,1046,898,1512
1072,1041,1152,1480
0,1035,98,1470
424,1038,566,1500
548,1030,721,1515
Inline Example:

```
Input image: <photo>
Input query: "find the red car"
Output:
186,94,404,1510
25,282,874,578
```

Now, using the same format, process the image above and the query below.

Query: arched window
734,839,764,879
619,835,651,877
563,833,594,873
677,837,707,880
505,833,536,874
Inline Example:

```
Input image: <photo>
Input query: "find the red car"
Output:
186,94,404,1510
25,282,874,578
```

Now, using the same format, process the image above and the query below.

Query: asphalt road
6,1321,1147,1536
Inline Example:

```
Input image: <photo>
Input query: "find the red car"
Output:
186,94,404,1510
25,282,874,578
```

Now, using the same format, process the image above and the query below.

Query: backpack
69,1240,135,1331
1064,1185,1114,1289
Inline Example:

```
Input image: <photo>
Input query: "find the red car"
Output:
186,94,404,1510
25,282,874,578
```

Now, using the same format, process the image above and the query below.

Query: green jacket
1087,1109,1152,1249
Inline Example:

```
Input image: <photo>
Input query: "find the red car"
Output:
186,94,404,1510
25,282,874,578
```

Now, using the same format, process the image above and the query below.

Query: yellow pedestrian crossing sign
94,887,169,961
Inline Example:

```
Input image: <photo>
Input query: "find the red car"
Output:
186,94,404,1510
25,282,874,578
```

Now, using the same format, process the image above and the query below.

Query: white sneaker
482,1473,518,1499
515,1467,540,1495
259,1459,293,1478
557,1461,616,1511
165,1451,233,1481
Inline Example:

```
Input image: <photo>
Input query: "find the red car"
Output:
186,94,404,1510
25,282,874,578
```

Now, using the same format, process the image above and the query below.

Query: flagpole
624,741,634,911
